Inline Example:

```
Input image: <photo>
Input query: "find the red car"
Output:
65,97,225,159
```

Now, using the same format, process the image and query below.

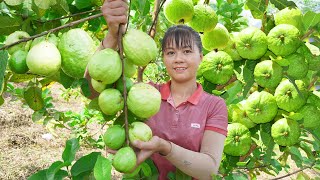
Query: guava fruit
123,29,158,67
58,28,96,78
30,34,59,48
188,4,218,33
229,101,256,129
224,123,252,156
271,118,301,146
235,27,268,60
5,31,31,55
220,32,242,61
274,79,308,112
202,23,230,51
8,50,29,74
116,77,134,94
26,41,61,76
298,104,320,129
129,122,153,143
244,91,278,124
124,59,137,78
88,48,122,85
285,53,308,79
267,24,301,56
98,88,124,115
254,60,283,89
91,78,108,93
103,125,125,150
274,7,304,33
192,0,199,5
112,147,137,173
127,83,161,119
297,42,320,71
198,51,234,85
163,0,194,24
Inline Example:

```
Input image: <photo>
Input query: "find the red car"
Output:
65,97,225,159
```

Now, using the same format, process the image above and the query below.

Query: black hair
161,25,202,53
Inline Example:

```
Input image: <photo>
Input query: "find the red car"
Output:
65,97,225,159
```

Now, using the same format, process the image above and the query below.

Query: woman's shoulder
202,91,226,105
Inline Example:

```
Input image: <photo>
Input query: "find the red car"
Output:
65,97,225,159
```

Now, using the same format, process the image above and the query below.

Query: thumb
132,140,156,150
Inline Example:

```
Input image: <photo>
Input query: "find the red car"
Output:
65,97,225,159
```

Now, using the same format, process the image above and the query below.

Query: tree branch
308,76,318,91
301,29,315,40
270,165,313,180
216,75,237,90
0,13,103,51
239,144,257,162
36,9,100,23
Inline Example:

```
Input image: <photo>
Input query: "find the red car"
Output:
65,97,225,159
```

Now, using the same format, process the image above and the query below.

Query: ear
200,53,203,61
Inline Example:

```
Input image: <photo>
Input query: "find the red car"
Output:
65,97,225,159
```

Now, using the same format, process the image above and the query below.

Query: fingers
106,148,117,154
132,136,161,150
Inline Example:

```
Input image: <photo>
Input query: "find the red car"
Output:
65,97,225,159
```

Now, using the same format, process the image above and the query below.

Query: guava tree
0,0,320,179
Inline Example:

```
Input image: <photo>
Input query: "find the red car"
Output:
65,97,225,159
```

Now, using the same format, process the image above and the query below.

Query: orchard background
0,0,320,179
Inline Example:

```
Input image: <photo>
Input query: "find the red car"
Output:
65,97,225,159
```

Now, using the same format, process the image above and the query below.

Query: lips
173,67,187,70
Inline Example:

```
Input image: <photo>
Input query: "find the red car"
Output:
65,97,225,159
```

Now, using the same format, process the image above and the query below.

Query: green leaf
245,0,266,19
74,0,92,9
71,152,101,176
28,169,68,180
0,15,22,36
269,0,296,10
175,169,191,180
34,0,57,9
0,95,4,106
52,0,69,15
0,50,8,94
141,161,152,177
46,161,68,180
80,78,91,98
167,172,175,180
225,80,243,105
144,158,159,180
9,73,37,83
303,11,320,30
62,138,80,164
4,0,23,6
31,110,45,122
243,61,256,97
289,146,303,168
24,86,45,111
94,155,112,180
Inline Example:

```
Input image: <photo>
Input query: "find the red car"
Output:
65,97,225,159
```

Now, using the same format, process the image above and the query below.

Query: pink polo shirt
146,81,228,180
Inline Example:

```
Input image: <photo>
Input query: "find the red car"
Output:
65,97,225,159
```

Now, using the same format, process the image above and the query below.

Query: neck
170,79,198,99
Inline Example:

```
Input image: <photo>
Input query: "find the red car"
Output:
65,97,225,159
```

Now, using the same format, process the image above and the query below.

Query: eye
184,49,192,54
166,51,175,55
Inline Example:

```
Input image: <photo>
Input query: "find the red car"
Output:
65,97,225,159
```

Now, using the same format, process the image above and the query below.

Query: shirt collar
160,81,203,105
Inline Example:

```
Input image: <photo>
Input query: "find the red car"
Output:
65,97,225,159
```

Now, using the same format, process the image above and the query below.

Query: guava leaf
71,152,101,176
245,0,266,19
93,155,112,180
144,158,159,180
175,169,191,180
28,169,68,180
24,86,45,111
4,0,23,6
269,0,296,10
34,0,57,10
225,80,243,105
303,11,320,30
62,138,80,165
289,146,303,168
243,61,256,97
52,0,69,15
0,50,8,94
141,161,152,177
9,73,36,83
0,96,4,106
0,15,22,35
46,161,69,180
74,0,92,10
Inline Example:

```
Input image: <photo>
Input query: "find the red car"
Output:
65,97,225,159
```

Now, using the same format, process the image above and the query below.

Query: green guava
103,125,125,150
5,31,31,55
202,23,230,50
274,7,304,33
124,59,137,78
244,91,278,124
123,29,158,67
88,48,122,85
198,51,234,85
298,104,320,129
163,0,194,24
235,27,268,60
229,101,256,129
285,53,308,79
58,28,96,78
30,34,59,48
192,0,199,5
112,147,137,173
26,41,61,76
91,78,108,93
98,88,124,115
116,77,134,94
224,123,252,156
220,32,242,61
274,79,308,112
307,91,320,108
188,4,218,33
297,42,320,71
271,118,301,146
127,83,161,119
254,60,283,89
8,50,29,74
267,24,301,56
129,122,153,143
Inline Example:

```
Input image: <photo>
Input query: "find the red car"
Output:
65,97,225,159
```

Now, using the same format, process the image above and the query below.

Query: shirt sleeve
205,97,228,136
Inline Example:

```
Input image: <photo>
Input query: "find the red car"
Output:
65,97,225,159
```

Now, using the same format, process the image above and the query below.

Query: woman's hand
101,0,128,38
131,136,172,165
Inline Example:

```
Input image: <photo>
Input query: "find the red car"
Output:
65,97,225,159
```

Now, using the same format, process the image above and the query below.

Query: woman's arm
132,130,226,180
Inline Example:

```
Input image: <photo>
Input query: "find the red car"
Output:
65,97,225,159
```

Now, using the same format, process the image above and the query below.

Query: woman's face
163,41,203,84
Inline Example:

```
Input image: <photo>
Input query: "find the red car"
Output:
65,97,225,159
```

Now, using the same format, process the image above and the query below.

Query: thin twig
36,9,100,23
125,0,132,32
270,166,312,180
301,29,315,40
308,76,319,90
239,144,257,162
216,75,237,90
0,13,103,51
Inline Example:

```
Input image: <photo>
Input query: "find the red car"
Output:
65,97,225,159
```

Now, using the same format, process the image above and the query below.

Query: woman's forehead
163,36,195,50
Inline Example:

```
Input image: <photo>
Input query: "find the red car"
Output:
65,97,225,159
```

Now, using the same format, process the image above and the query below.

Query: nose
173,51,185,63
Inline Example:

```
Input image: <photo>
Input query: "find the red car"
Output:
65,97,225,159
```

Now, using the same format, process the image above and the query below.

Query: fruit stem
118,25,130,146
204,0,210,5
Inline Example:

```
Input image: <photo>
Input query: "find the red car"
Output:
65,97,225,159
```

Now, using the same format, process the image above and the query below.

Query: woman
84,0,228,179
